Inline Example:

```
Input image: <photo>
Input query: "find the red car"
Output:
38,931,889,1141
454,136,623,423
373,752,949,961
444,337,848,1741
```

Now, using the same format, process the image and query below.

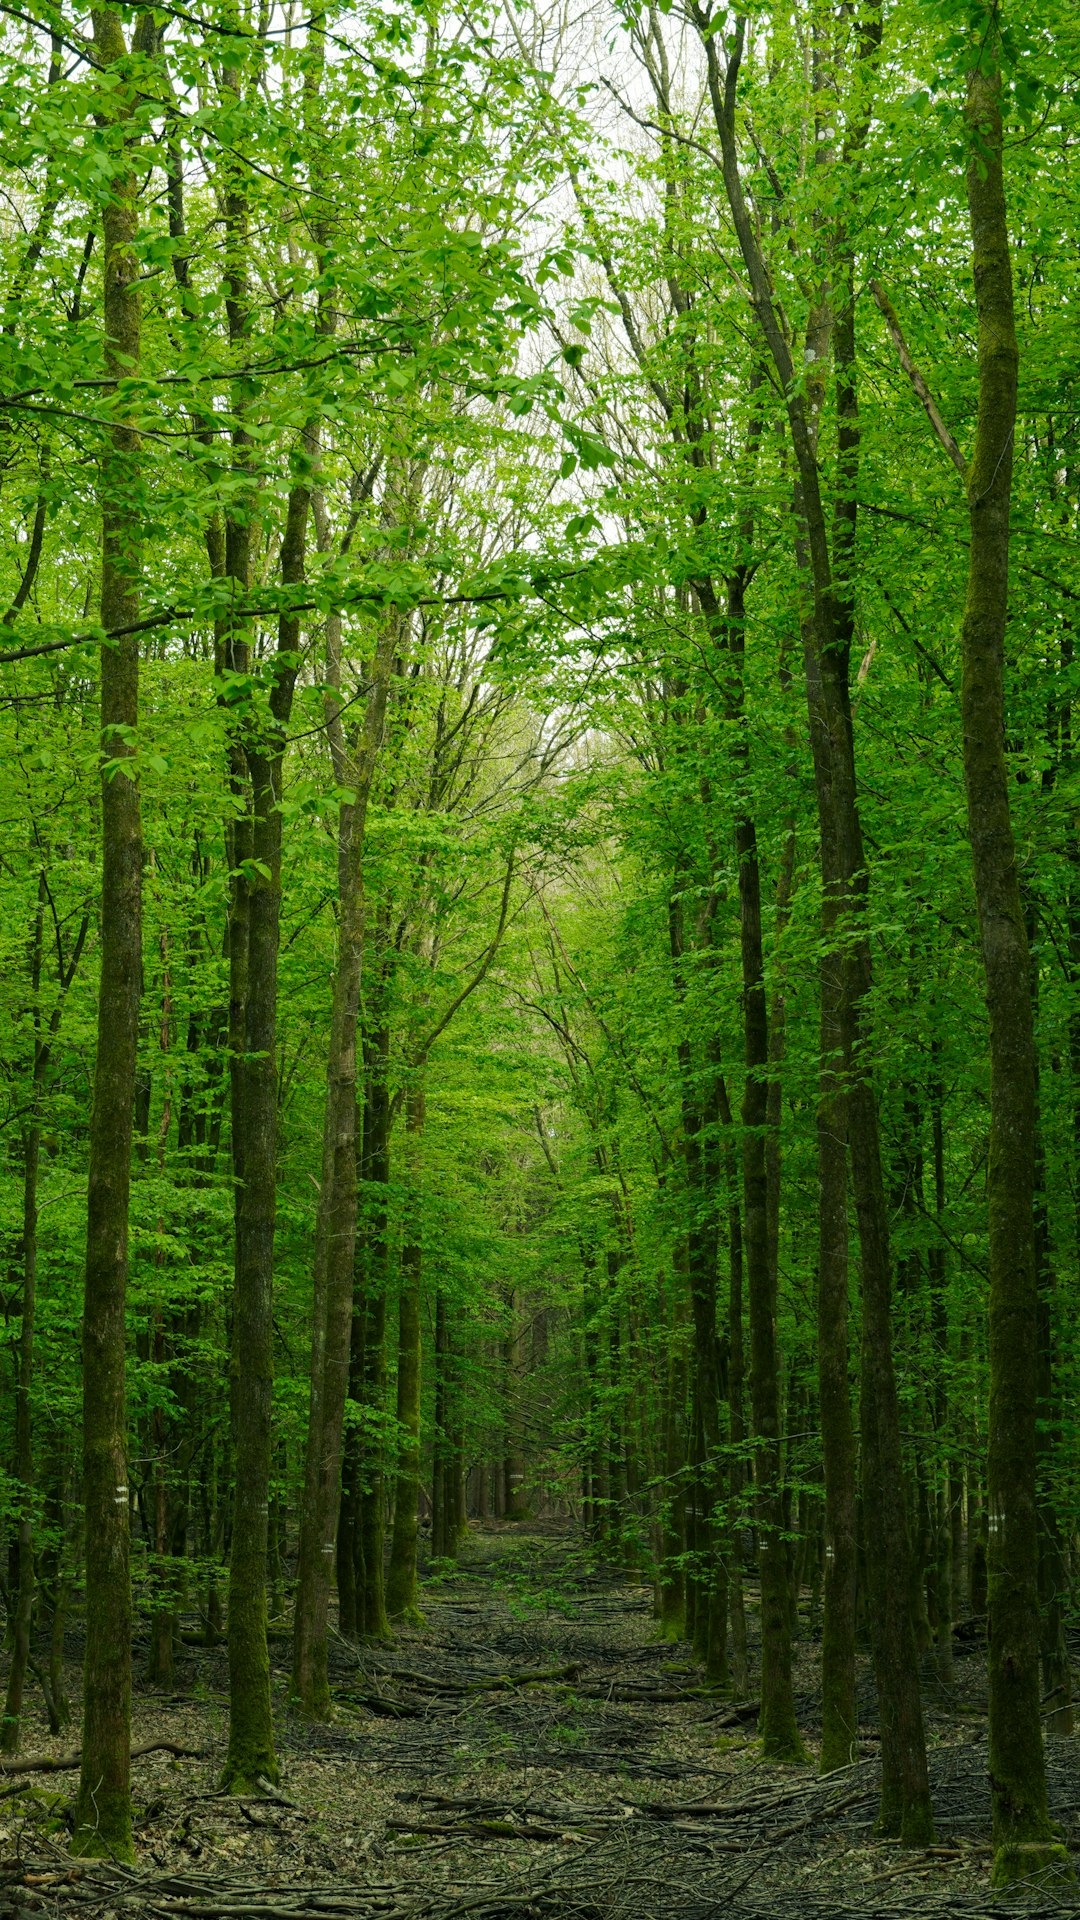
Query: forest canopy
0,0,1078,1899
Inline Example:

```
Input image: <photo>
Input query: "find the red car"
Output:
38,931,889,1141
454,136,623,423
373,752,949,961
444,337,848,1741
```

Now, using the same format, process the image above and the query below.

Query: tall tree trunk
663,842,723,1669
72,10,147,1856
736,762,797,1746
812,284,859,1770
700,15,930,1836
1033,1112,1070,1734
0,873,83,1749
928,1072,954,1689
431,1292,452,1561
386,1086,425,1620
291,612,396,1717
502,1288,530,1522
580,1242,603,1542
40,1434,75,1730
223,476,307,1788
701,560,802,1756
358,1018,392,1640
721,1094,749,1695
336,1270,364,1644
655,1283,687,1640
3,1065,40,1754
816,914,857,1775
669,888,727,1687
960,36,1055,1880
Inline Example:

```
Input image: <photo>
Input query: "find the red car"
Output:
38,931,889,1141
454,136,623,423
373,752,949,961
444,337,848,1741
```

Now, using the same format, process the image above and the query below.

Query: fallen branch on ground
0,1738,202,1776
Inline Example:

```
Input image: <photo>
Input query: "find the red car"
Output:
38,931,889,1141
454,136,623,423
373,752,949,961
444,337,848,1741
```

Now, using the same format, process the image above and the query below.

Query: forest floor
3,1523,1080,1919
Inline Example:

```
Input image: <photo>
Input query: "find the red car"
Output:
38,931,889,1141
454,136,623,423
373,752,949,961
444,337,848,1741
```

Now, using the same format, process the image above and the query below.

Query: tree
71,5,150,1861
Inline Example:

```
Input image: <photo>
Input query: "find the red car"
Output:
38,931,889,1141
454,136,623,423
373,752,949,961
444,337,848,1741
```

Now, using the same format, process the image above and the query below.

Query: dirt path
3,1527,1078,1917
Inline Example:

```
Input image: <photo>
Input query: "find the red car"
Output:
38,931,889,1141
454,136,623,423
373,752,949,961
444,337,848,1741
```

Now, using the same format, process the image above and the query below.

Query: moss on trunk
960,38,1054,1878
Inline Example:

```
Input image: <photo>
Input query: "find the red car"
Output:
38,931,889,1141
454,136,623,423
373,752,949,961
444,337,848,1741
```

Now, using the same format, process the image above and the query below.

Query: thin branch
3,492,47,622
399,846,521,1098
869,279,967,481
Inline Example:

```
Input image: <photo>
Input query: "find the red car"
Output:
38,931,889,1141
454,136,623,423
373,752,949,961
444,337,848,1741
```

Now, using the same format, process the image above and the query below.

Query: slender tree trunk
702,19,929,1835
337,1279,363,1644
581,1244,603,1542
816,924,857,1774
387,1086,425,1620
223,475,307,1787
1,876,63,1754
811,298,859,1762
358,1028,392,1641
927,1069,954,1688
502,1288,530,1522
3,1103,39,1753
359,1291,390,1636
337,1080,369,1646
72,12,146,1855
291,613,396,1716
725,1210,749,1692
713,1075,749,1692
451,1417,467,1544
672,1054,725,1678
656,1295,686,1640
1034,1179,1072,1737
704,566,802,1755
740,830,798,1747
960,41,1055,1880
431,1292,452,1561
667,877,727,1683
41,1436,74,1729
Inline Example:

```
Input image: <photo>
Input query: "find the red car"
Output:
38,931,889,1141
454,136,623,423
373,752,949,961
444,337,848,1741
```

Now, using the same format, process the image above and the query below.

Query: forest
0,0,1078,1913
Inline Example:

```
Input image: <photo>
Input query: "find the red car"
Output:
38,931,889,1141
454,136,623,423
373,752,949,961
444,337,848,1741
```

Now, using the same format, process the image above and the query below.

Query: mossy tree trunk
960,34,1055,1879
700,16,930,1836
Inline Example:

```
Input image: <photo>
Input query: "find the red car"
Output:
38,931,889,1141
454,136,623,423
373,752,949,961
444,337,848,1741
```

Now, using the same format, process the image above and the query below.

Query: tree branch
869,279,967,481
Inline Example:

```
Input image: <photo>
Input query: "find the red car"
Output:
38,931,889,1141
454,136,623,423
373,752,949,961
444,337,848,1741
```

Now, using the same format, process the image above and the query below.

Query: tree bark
72,8,147,1857
386,1085,425,1619
223,475,307,1788
813,279,859,1781
960,40,1054,1878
